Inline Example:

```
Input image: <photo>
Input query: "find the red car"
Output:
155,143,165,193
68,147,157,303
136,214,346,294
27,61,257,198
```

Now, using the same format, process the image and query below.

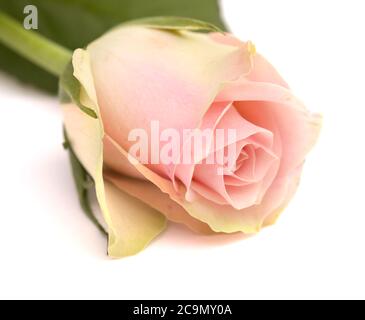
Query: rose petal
104,169,214,235
87,26,255,180
210,33,289,88
103,180,167,258
172,101,233,195
181,165,303,234
105,135,212,234
248,53,290,88
188,105,277,209
103,127,295,234
63,49,166,258
217,80,322,176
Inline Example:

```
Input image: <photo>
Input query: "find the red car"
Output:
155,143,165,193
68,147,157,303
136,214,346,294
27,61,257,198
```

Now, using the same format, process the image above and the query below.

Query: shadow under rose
156,221,248,249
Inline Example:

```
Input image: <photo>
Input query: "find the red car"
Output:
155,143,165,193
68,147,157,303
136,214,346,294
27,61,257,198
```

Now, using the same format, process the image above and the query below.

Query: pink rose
63,24,321,258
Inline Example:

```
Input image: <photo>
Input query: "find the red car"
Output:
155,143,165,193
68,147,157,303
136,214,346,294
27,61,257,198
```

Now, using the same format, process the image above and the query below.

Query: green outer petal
60,62,98,119
62,48,166,258
104,181,167,258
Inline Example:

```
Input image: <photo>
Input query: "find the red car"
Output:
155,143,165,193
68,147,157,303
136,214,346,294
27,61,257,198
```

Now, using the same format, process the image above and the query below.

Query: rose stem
0,11,72,77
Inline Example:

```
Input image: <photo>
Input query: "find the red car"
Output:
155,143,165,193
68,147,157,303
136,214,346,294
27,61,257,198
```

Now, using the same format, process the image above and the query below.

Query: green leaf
60,62,98,119
124,16,223,33
63,128,107,236
0,0,227,93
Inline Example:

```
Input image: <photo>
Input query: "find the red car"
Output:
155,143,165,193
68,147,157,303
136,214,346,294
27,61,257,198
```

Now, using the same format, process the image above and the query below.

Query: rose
62,23,321,258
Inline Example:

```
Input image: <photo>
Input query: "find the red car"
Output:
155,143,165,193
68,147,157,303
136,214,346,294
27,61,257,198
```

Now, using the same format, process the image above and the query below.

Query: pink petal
103,135,213,234
88,27,254,181
210,32,289,88
217,80,322,176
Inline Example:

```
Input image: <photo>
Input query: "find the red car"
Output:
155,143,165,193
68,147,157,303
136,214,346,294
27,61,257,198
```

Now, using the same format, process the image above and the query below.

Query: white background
0,0,364,300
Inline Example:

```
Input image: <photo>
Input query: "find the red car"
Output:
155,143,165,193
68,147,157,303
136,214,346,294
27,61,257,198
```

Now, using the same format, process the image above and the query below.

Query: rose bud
61,20,321,258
